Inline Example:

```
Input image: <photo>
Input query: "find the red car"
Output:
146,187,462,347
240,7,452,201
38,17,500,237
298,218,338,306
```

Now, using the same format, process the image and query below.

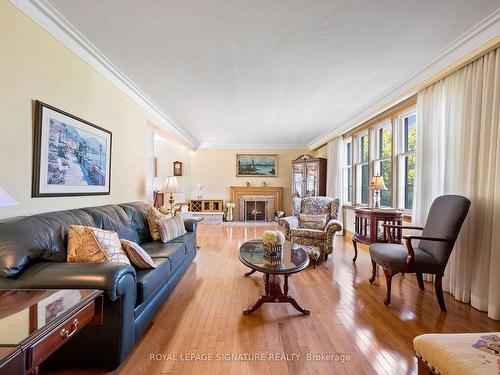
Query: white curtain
326,136,344,232
414,47,500,320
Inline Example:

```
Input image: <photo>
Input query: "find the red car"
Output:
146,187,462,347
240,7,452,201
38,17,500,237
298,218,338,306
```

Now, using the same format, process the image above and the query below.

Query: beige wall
0,2,159,219
153,144,308,214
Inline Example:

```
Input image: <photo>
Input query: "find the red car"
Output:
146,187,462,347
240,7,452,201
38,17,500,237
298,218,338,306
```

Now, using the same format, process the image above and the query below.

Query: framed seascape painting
236,154,278,177
32,101,112,197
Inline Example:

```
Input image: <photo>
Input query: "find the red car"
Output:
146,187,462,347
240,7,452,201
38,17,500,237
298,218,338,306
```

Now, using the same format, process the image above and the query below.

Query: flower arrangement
262,230,285,247
226,202,236,208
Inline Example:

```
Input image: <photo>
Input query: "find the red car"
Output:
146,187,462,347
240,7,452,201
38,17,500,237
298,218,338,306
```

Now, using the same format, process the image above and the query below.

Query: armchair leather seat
291,228,326,239
369,243,441,274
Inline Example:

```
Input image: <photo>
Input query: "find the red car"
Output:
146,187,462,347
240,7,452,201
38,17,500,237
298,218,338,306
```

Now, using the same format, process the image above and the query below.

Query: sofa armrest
325,219,343,235
278,216,298,241
183,218,197,233
0,262,136,302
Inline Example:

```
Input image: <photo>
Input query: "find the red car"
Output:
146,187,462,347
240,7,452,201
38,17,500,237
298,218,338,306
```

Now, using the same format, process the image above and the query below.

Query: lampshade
161,176,180,194
369,175,387,190
0,185,17,207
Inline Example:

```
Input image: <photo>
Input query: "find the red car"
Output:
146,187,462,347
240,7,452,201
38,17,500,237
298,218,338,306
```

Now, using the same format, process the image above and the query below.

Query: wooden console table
352,207,403,262
0,289,103,375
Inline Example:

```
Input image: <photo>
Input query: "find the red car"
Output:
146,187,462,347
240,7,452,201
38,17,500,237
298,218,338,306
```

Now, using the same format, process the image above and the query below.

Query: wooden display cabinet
291,154,327,198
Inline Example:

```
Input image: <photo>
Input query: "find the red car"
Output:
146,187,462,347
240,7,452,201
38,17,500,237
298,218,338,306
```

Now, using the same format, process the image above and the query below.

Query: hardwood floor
45,223,500,375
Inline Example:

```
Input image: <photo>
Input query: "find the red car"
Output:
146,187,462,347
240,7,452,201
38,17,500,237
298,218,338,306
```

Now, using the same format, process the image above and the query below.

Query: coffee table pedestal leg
243,273,310,315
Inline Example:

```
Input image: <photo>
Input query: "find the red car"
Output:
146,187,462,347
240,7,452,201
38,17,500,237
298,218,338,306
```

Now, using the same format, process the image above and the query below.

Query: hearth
245,200,266,221
238,195,275,221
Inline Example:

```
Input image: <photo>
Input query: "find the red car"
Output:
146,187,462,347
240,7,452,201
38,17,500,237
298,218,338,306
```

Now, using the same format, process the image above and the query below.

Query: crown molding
198,142,307,150
10,0,199,150
308,9,500,149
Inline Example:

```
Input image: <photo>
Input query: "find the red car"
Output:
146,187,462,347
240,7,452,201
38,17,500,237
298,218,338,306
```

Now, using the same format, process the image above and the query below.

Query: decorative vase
226,206,234,222
263,244,283,267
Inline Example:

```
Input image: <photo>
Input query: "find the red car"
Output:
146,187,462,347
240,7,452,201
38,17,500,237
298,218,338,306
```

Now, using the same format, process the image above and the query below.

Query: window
399,113,416,210
374,123,392,206
356,133,369,204
343,139,352,203
342,102,417,212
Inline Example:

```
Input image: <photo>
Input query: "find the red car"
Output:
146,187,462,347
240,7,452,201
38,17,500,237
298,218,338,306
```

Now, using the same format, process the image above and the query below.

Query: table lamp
369,175,387,208
161,176,180,213
0,185,17,207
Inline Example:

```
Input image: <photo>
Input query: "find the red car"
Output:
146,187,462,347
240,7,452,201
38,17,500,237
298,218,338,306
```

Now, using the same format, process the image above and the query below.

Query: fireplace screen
245,201,266,221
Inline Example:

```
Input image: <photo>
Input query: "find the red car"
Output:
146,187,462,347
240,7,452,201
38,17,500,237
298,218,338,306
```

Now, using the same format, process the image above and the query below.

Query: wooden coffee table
239,240,310,315
0,289,103,375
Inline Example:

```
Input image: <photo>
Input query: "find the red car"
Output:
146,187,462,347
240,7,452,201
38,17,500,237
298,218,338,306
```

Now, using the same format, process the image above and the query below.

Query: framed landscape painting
236,154,278,177
32,101,112,197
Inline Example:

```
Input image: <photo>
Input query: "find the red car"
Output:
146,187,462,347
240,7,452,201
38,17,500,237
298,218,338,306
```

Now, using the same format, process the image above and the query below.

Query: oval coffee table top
239,240,309,275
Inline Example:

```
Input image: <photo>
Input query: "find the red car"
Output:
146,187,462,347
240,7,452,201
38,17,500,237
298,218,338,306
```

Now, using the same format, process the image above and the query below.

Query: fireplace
245,200,266,221
239,195,275,221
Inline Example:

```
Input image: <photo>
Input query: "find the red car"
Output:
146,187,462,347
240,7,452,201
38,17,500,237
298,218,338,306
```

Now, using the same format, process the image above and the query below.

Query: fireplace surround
230,186,283,222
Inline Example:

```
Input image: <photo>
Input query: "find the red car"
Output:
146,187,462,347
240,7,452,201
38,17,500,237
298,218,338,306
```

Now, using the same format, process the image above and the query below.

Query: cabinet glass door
292,164,304,197
305,163,318,196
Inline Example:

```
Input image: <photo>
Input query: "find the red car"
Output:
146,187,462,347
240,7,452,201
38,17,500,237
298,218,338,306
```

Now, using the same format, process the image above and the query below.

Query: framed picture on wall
236,154,278,177
32,101,112,197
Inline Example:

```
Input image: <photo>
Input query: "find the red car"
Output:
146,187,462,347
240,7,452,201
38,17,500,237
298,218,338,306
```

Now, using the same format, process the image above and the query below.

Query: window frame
355,131,369,206
373,120,393,207
341,104,416,213
342,137,353,204
396,108,417,213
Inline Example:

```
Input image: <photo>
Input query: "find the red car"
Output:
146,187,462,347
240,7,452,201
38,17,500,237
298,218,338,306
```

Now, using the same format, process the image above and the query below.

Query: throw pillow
156,214,187,243
67,225,131,265
147,206,170,241
299,214,328,230
120,239,156,269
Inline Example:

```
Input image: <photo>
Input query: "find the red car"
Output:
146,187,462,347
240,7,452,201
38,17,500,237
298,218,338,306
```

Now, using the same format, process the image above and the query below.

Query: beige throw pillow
67,225,131,265
147,206,164,241
120,239,156,269
156,214,187,243
299,214,328,230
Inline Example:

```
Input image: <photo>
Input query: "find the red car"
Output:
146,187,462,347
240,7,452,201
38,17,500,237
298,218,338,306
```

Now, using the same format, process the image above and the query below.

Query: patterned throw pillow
120,239,156,269
147,206,170,241
156,214,187,243
298,214,328,230
67,225,130,265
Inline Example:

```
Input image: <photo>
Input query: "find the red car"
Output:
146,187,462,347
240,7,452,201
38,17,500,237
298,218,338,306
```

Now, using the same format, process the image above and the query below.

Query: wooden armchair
368,195,470,312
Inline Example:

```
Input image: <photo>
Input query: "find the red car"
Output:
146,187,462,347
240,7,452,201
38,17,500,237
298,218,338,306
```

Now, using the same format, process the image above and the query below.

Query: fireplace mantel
230,186,283,221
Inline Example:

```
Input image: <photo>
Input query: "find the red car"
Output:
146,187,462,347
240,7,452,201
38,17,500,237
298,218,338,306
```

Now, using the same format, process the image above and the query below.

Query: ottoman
300,245,321,268
413,332,500,374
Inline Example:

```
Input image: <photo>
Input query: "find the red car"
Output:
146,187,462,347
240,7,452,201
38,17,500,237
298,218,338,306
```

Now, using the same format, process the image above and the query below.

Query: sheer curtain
414,47,500,319
326,136,344,232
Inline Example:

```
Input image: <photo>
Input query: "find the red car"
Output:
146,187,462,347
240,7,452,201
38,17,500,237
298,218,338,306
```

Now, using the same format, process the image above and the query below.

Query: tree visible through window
375,126,392,206
404,115,416,209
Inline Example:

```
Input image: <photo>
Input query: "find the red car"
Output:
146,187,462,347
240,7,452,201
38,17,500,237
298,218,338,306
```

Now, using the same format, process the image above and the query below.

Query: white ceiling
46,0,499,148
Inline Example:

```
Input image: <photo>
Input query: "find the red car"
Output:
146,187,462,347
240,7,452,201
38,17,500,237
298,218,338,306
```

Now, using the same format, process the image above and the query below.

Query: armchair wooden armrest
382,224,424,231
403,235,453,267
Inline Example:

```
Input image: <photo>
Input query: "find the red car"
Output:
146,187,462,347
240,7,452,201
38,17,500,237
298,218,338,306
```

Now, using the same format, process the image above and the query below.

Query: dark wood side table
0,289,103,375
352,207,403,262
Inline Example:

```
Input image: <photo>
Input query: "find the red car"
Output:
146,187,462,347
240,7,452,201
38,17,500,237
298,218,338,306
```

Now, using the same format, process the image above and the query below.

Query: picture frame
236,154,278,177
173,160,183,176
32,101,112,197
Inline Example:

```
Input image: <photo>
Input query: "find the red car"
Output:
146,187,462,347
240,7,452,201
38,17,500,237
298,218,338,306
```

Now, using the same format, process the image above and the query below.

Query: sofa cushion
119,202,152,243
369,243,441,274
135,257,171,306
83,205,140,243
299,214,328,230
0,209,96,278
168,232,197,254
67,225,130,265
120,240,156,269
156,214,186,243
140,242,186,271
291,228,326,239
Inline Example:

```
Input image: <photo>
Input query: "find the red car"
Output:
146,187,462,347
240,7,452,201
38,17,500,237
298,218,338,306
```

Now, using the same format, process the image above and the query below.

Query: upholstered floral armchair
278,197,342,261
